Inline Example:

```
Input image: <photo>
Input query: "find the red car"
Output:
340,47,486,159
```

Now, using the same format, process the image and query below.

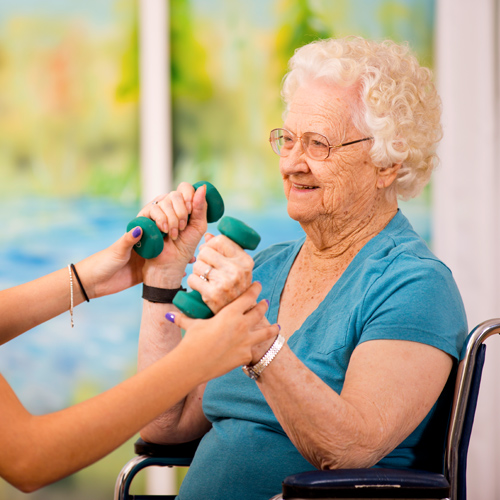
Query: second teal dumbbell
127,181,224,259
172,216,261,319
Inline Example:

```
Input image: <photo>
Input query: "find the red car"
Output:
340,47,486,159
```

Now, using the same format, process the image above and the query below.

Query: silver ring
199,266,212,282
151,200,159,206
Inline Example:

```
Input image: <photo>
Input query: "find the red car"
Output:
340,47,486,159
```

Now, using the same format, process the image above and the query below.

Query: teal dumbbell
127,181,225,259
172,216,261,319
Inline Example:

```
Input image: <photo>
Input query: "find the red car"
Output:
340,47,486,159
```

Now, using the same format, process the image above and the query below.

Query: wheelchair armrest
134,437,202,465
281,468,450,499
114,438,203,500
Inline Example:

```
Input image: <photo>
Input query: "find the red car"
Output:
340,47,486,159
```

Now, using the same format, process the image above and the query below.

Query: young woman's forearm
0,268,86,345
0,228,144,346
0,281,274,492
0,345,199,492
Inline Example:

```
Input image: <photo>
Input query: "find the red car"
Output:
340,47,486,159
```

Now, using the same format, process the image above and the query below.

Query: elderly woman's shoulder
364,216,458,292
376,212,451,272
378,231,454,277
363,240,464,322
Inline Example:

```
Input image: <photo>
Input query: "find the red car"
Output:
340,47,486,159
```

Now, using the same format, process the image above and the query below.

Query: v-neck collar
265,210,406,345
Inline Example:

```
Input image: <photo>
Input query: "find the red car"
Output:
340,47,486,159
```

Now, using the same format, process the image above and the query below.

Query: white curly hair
281,36,442,200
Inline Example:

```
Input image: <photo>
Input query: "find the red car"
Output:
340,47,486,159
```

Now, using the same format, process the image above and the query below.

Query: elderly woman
137,37,467,500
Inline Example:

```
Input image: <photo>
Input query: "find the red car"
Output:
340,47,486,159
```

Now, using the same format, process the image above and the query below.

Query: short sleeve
358,253,468,360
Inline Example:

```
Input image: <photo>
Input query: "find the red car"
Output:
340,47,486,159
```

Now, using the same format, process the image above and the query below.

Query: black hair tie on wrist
70,263,90,302
142,284,186,303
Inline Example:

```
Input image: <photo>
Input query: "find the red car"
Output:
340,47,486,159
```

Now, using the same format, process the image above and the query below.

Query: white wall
434,1,500,498
139,0,172,204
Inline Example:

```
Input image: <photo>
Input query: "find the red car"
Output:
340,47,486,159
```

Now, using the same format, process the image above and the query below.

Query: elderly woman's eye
308,138,330,153
311,139,328,148
281,134,294,148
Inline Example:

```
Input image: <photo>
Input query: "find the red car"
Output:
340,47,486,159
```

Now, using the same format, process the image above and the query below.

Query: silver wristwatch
242,334,286,380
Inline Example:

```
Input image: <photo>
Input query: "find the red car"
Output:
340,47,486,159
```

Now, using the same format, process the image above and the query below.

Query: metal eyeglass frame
269,127,373,161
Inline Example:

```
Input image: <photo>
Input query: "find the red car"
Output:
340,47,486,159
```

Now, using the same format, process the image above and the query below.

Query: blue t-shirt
177,211,468,500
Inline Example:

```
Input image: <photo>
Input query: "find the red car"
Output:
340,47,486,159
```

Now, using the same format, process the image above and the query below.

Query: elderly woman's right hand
138,182,208,287
186,232,255,314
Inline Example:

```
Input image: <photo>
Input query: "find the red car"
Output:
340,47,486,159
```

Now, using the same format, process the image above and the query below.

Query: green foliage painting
0,0,140,199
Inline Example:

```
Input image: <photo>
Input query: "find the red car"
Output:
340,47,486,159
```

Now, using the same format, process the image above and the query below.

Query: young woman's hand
169,282,279,382
75,226,145,299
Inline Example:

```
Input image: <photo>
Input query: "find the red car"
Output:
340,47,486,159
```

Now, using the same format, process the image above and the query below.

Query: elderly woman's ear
376,163,401,189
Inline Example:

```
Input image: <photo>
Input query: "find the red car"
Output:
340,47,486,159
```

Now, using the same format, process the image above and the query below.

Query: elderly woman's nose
280,152,310,175
286,140,308,163
293,138,307,157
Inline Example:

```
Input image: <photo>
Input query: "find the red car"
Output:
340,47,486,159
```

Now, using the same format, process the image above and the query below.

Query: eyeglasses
269,128,373,161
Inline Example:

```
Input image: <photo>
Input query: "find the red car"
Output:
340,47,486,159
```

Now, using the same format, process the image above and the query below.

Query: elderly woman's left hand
187,233,255,314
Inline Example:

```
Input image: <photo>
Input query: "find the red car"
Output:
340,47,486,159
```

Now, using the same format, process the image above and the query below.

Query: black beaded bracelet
142,284,186,303
70,263,90,302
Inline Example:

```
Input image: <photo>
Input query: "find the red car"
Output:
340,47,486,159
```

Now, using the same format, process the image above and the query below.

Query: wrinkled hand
187,232,254,314
138,182,209,286
76,226,145,299
169,283,279,381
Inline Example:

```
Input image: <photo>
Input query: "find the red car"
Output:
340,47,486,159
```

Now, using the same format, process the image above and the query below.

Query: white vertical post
434,1,500,498
139,0,176,495
140,0,172,205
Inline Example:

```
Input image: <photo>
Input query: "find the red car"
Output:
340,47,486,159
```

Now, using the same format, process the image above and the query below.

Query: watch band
142,284,186,303
242,333,286,380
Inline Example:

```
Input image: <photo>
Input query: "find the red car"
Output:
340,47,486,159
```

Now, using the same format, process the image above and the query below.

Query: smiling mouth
292,183,318,190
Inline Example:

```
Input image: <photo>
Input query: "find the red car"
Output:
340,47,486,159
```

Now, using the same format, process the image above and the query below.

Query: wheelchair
115,318,500,500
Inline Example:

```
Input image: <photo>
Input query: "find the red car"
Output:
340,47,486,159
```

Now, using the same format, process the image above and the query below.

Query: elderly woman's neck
301,199,398,260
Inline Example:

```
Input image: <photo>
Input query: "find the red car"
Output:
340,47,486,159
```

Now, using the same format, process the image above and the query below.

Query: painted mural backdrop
0,1,435,498
0,2,143,499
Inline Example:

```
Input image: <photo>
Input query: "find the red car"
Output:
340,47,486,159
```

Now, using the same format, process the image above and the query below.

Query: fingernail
171,228,178,240
165,313,175,323
278,324,281,330
265,299,270,307
254,281,261,285
179,219,186,230
132,227,142,238
163,223,169,233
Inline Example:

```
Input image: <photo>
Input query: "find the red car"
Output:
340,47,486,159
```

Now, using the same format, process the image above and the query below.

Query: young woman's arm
0,284,277,492
0,227,145,345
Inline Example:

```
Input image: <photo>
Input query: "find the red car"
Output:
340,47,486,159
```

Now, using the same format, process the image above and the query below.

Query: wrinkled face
280,79,380,225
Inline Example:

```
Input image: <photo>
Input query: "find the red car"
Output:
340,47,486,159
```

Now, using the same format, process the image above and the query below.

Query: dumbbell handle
127,181,224,259
172,216,261,319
